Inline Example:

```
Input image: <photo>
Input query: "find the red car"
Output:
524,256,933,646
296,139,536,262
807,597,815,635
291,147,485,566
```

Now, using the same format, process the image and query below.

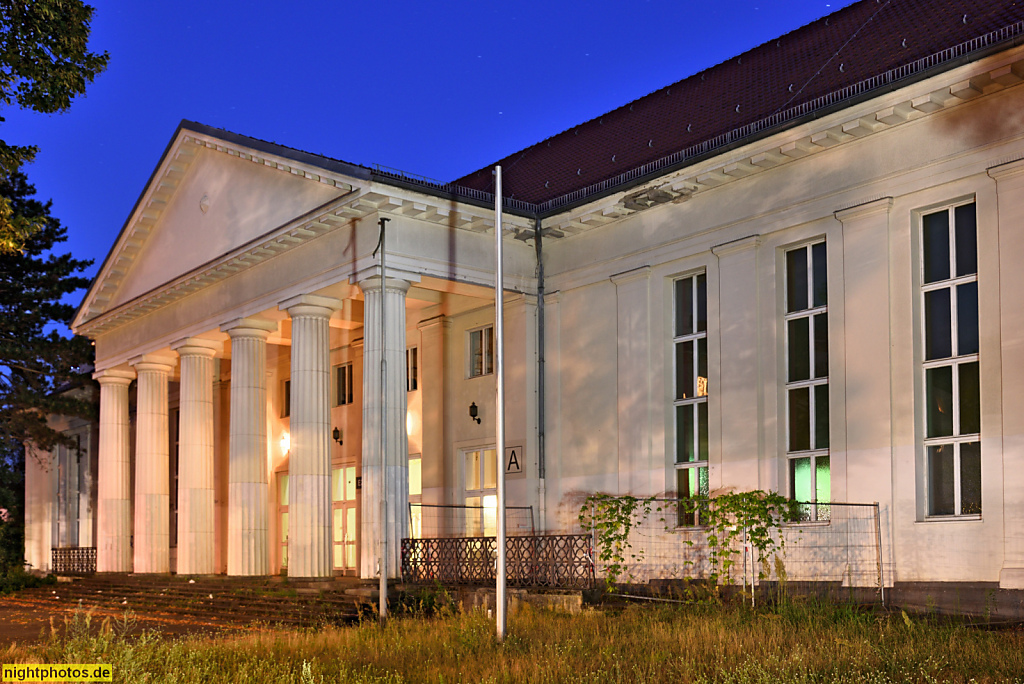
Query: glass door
331,466,358,574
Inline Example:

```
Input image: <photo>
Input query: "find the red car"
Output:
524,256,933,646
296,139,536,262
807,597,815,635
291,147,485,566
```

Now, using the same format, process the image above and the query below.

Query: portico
72,122,539,579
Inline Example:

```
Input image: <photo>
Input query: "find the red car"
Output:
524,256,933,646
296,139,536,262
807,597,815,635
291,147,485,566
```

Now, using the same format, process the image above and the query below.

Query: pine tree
0,169,92,580
0,0,108,251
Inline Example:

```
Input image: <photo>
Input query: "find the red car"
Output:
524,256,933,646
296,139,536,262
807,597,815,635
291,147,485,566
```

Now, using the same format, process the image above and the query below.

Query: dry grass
5,600,1023,683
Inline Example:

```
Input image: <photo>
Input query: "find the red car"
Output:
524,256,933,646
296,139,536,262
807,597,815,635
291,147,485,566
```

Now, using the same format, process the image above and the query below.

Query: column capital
221,316,278,338
355,276,412,297
171,337,222,357
834,196,893,223
610,265,651,286
988,157,1024,182
711,235,761,258
279,293,344,318
93,367,135,385
349,264,421,288
129,353,176,374
417,314,450,333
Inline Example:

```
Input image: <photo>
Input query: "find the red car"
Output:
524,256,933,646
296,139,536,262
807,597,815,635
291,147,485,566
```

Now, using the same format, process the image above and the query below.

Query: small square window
468,327,494,378
406,347,419,392
334,363,354,406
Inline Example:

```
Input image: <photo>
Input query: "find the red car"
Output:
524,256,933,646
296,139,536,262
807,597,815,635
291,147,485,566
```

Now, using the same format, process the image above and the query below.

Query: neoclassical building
24,0,1024,596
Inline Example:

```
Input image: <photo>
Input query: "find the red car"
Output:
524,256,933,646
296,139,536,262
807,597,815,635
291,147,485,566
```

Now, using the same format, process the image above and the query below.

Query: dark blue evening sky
6,0,852,282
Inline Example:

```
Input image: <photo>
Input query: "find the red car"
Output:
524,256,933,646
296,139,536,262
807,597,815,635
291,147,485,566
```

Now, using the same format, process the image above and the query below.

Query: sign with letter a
505,446,524,477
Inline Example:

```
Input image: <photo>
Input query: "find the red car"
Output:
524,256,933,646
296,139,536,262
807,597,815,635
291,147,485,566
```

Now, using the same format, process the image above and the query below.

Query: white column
171,338,220,575
222,318,277,576
95,368,135,572
129,354,175,574
280,294,342,578
358,277,410,580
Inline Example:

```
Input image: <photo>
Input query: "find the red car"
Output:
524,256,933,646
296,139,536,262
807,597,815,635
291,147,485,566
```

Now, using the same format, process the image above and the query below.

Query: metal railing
51,547,97,575
401,534,594,588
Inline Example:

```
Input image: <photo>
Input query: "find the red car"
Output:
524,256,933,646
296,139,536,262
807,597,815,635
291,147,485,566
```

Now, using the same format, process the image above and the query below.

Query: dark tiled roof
453,0,1024,205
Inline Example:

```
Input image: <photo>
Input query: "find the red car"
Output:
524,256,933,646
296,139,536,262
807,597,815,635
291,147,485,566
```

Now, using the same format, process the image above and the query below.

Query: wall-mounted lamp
332,427,344,446
469,402,481,424
279,431,290,455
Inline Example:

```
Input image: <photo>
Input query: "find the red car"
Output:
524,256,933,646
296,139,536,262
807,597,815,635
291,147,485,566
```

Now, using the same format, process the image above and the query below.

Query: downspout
535,216,546,533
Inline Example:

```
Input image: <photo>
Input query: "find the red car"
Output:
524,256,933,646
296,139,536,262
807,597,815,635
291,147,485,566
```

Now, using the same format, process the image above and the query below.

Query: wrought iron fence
51,547,96,575
401,534,594,588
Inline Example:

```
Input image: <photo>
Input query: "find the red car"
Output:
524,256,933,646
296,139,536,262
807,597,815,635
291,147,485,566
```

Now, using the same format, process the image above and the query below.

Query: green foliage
9,601,1024,683
680,490,800,585
0,170,94,451
579,493,658,587
0,0,108,251
580,491,800,589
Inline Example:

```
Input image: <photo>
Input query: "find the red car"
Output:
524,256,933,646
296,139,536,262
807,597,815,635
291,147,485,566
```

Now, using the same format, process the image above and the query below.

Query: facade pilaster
988,160,1024,588
129,354,175,574
711,236,762,491
280,294,343,578
417,315,449,532
610,266,653,495
836,199,894,509
222,317,277,576
358,276,411,580
93,367,135,573
170,338,221,575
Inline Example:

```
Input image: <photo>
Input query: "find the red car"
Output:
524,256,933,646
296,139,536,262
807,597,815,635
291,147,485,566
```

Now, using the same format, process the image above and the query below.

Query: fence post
873,502,885,607
590,501,598,582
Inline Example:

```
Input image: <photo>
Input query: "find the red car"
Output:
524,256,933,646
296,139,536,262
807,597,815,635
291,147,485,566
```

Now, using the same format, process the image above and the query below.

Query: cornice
543,47,1024,239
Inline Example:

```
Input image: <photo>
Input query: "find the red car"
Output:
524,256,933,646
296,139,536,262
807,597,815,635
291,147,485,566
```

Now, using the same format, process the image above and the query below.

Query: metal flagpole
374,216,391,622
494,166,507,641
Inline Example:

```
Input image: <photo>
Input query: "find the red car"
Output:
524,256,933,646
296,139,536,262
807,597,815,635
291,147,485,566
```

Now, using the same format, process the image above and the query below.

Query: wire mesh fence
409,503,535,539
583,499,882,598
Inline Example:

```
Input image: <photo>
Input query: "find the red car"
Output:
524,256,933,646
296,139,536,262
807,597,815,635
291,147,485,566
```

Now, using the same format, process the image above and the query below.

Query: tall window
921,202,980,517
408,454,422,538
464,447,497,536
468,326,494,378
785,241,830,521
282,379,291,418
334,363,353,406
406,347,419,392
674,273,708,525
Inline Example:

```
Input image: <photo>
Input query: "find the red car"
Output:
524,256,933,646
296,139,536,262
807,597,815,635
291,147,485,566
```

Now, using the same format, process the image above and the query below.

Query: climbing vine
578,493,657,587
580,490,799,588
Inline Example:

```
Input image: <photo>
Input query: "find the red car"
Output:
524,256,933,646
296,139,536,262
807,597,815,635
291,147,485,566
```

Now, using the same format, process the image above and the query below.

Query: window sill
918,514,982,524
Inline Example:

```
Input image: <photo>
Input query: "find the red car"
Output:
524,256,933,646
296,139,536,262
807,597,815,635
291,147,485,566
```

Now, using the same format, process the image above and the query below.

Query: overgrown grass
6,600,1023,683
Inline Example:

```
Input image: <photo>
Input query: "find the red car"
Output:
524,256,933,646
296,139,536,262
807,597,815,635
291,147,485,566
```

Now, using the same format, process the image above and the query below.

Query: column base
1000,567,1024,589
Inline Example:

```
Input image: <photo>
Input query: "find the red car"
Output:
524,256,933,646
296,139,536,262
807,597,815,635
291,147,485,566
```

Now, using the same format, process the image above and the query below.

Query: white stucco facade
24,28,1024,598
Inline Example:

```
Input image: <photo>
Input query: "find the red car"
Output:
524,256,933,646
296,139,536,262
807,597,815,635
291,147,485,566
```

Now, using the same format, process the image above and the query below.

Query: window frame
783,239,830,522
406,347,419,392
333,362,354,407
462,446,498,537
672,272,709,527
467,326,494,378
919,200,981,519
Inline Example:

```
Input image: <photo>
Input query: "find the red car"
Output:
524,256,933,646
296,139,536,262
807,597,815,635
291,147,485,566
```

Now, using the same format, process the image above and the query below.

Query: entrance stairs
11,574,373,628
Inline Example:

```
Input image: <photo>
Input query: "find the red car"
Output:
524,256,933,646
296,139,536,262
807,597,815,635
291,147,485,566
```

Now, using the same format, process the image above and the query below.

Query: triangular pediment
74,123,366,329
